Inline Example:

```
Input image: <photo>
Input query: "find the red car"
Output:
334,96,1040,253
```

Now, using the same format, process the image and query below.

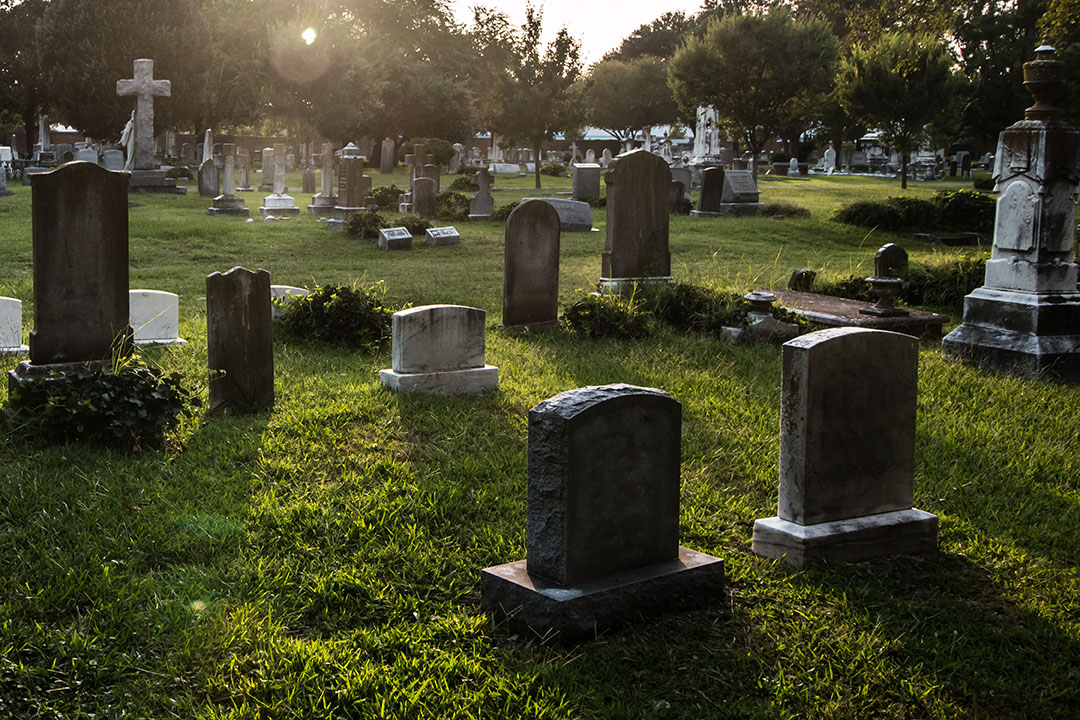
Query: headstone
413,176,436,219
301,167,316,193
129,289,185,346
599,149,672,292
691,167,725,216
601,148,613,167
259,143,299,216
522,197,592,232
584,149,595,163
0,297,28,355
469,168,494,220
198,158,218,197
285,152,296,172
716,170,763,216
236,149,253,191
205,267,273,415
788,157,800,176
209,143,249,216
115,59,183,193
571,163,601,202
489,162,520,175
788,268,816,291
410,143,425,190
422,163,440,194
258,146,274,191
75,148,98,164
102,149,124,171
503,200,560,329
182,143,195,166
270,285,310,320
752,328,938,567
449,143,463,174
480,384,725,641
335,156,368,212
943,41,1080,382
875,243,908,277
823,143,837,174
308,142,338,214
378,226,413,250
425,226,460,246
380,137,395,174
669,180,685,213
379,305,498,393
669,166,692,201
8,163,131,394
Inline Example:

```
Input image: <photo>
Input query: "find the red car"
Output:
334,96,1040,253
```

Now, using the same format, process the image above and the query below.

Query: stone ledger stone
379,305,498,394
480,384,725,641
129,289,185,346
206,267,273,415
600,149,672,292
503,201,560,329
752,327,938,567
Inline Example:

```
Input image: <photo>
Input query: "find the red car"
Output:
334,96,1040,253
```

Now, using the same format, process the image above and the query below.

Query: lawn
0,167,1077,719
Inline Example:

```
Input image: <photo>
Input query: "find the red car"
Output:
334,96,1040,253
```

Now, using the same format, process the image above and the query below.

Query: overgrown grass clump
814,255,988,311
435,190,470,221
343,209,385,239
278,282,395,349
833,189,994,232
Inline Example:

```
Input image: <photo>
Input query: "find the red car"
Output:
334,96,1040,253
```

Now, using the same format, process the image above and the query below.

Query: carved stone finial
1023,38,1066,120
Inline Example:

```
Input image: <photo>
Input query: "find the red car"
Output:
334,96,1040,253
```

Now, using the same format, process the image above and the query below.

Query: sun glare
302,27,317,45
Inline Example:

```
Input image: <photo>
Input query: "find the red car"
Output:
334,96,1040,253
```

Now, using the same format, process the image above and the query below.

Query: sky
448,0,706,65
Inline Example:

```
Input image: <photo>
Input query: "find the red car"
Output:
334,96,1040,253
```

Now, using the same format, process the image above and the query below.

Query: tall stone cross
116,59,170,171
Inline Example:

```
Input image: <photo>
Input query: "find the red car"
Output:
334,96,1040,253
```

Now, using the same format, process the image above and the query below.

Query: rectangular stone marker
379,305,498,394
669,166,692,201
524,197,592,232
336,156,366,209
489,162,521,175
206,266,274,415
413,176,436,219
600,149,672,292
721,170,759,203
198,158,218,197
378,226,413,250
571,163,601,201
425,226,460,246
308,142,338,214
692,167,725,216
75,149,98,164
129,289,185,346
752,327,938,567
102,149,124,171
504,200,560,329
469,167,494,220
0,296,27,355
480,384,725,641
380,137,394,174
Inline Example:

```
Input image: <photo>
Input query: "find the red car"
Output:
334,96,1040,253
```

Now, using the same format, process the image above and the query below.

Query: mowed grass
0,166,1078,719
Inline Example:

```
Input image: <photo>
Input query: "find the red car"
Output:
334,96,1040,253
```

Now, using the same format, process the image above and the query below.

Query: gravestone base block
307,195,337,214
258,194,300,216
128,169,186,194
379,365,498,394
468,213,491,221
942,288,1080,383
208,195,249,217
134,337,187,348
597,276,674,295
499,319,560,332
689,210,721,218
717,202,763,216
752,508,938,569
8,359,113,399
481,547,725,643
398,202,413,214
0,343,28,356
0,188,13,198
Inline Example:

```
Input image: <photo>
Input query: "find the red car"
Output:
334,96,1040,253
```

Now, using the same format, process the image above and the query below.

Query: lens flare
302,27,317,45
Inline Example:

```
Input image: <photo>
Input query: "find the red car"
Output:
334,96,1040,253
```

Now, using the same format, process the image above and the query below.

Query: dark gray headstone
301,167,316,193
206,266,273,415
503,200,560,329
602,149,670,280
875,243,908,277
469,168,494,219
198,158,218,197
380,137,394,174
422,163,440,194
413,176,436,219
571,163,601,201
669,180,685,213
788,268,816,291
698,167,725,213
29,163,131,364
721,170,759,203
338,157,366,208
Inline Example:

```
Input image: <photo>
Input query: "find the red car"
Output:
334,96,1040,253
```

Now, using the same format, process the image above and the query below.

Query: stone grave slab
571,163,601,202
379,305,498,394
378,227,413,251
129,289,185,346
523,197,592,232
425,226,460,246
599,149,672,292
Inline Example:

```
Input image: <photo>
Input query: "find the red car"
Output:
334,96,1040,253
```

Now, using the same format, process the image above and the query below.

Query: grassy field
0,166,1078,719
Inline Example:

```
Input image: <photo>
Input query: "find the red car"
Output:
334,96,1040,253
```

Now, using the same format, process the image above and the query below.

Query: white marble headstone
270,285,310,320
129,289,186,345
0,296,27,355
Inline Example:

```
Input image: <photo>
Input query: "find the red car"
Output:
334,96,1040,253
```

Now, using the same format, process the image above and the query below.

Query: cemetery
0,6,1078,718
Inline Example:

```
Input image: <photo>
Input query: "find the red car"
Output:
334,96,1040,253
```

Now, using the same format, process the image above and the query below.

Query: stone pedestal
209,194,250,216
259,193,299,217
128,169,185,194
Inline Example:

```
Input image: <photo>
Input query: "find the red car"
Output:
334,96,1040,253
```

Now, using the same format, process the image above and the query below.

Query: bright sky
449,0,706,65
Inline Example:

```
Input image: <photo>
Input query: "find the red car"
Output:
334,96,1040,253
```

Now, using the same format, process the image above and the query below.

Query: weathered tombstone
875,243,908,277
182,142,195,166
584,148,596,163
788,157,801,176
669,180,685,213
115,59,183,193
259,143,299,216
599,149,672,292
600,148,613,167
410,143,425,190
480,384,725,641
752,328,938,567
425,226,460,246
422,163,440,194
0,166,10,197
823,143,837,174
449,143,464,174
209,143,248,216
380,137,395,174
236,149,253,191
335,156,369,214
571,163,601,202
378,227,413,250
379,305,498,393
503,200,560,329
691,167,725,216
469,168,494,220
413,176,436,219
308,142,338,214
198,158,218,197
205,267,273,415
129,290,185,346
489,162,520,175
102,149,124,171
942,41,1080,382
75,148,98,164
301,166,316,193
258,146,274,192
0,297,28,355
8,163,131,394
669,166,692,201
522,197,592,232
270,285,310,320
718,170,762,215
788,268,816,291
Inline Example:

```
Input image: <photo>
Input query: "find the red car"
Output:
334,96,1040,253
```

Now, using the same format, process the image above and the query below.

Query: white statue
119,111,136,170
823,142,837,175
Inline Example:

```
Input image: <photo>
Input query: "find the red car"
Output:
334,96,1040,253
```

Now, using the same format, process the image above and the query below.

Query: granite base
128,169,186,194
379,365,498,394
752,508,938,568
597,276,674,294
480,547,725,643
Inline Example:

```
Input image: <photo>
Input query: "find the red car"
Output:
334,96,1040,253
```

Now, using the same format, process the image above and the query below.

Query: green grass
0,169,1078,718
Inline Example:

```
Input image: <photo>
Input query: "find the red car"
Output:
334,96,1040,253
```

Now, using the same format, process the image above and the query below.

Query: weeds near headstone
560,290,655,339
367,185,403,211
435,191,470,221
490,201,519,223
833,190,994,232
343,209,385,239
277,281,395,350
398,214,432,236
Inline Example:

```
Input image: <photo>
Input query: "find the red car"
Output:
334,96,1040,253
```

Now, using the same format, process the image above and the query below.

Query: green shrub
886,196,940,228
398,214,431,235
343,210,385,240
449,175,473,192
760,201,810,219
165,166,193,180
650,283,750,332
833,196,938,230
932,190,995,232
368,185,402,211
5,356,198,451
973,177,994,191
490,201,519,223
898,255,987,309
400,138,453,165
540,162,566,176
435,191,470,221
278,282,395,350
561,291,655,339
770,151,788,163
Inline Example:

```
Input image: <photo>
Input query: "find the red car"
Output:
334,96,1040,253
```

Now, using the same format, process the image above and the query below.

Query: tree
836,32,960,188
1039,0,1080,126
586,57,680,141
668,9,838,175
0,0,49,151
602,11,696,61
486,5,584,189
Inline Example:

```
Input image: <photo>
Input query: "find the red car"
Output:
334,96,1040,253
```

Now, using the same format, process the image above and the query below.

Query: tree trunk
901,150,908,190
22,108,36,155
534,142,542,189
